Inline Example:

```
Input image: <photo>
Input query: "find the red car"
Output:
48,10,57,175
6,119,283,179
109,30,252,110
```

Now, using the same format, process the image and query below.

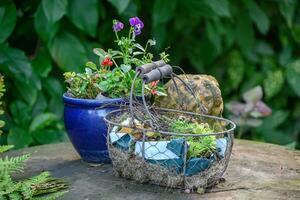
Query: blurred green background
0,0,299,149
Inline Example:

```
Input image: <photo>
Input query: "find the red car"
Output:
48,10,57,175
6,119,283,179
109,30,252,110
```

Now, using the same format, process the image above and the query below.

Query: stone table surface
5,140,300,200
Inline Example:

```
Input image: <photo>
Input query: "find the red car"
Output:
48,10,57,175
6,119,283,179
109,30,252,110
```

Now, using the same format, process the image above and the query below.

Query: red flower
150,80,159,87
101,57,113,67
151,89,157,95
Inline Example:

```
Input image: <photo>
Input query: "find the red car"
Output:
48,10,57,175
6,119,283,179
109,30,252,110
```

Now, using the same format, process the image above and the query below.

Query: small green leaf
49,31,87,72
93,48,106,57
67,0,99,37
244,0,270,34
0,0,17,43
108,0,130,14
98,81,109,92
286,60,300,97
42,0,68,23
8,127,33,149
120,64,131,73
263,70,284,99
86,61,97,70
153,0,177,26
29,113,57,132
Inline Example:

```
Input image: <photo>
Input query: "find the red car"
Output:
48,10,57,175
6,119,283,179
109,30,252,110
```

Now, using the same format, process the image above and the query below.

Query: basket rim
104,107,236,137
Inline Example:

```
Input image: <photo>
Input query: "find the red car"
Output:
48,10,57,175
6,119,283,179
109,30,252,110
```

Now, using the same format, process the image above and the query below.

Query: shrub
0,0,299,149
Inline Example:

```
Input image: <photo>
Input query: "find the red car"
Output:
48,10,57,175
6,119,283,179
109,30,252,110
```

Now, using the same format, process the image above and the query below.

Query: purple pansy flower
113,20,124,32
129,17,144,36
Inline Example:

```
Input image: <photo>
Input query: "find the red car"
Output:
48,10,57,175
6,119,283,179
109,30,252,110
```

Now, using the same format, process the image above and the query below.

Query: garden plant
0,0,299,150
0,76,68,200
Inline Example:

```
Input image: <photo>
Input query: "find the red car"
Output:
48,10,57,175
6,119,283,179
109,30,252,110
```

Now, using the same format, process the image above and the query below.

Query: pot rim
63,93,126,107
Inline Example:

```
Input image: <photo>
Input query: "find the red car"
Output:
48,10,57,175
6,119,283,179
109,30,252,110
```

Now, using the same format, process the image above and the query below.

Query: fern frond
0,154,30,174
8,192,23,200
0,145,14,154
32,191,68,200
22,171,68,196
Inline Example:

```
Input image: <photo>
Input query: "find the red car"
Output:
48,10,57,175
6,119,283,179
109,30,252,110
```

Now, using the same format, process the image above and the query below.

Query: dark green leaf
29,113,57,132
261,110,289,130
14,79,38,106
121,1,137,18
180,0,215,18
49,31,87,72
261,130,294,145
33,129,66,144
244,0,270,34
236,12,254,56
0,0,17,43
48,97,64,119
286,60,300,97
255,41,274,56
31,71,42,91
0,44,32,82
204,0,230,17
32,92,48,117
278,0,297,27
43,76,63,98
291,24,300,45
42,0,68,22
9,100,31,126
206,21,222,54
8,127,33,149
153,0,177,26
34,4,60,42
67,0,99,37
32,48,52,78
108,0,130,14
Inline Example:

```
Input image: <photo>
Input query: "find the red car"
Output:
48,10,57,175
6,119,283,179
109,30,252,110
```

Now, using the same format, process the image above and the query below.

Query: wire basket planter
104,61,236,190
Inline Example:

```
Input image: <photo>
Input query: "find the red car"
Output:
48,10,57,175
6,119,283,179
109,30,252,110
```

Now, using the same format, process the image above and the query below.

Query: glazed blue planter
63,93,125,163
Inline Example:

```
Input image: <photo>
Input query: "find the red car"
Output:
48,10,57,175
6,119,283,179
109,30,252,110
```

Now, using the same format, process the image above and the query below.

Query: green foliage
0,0,299,149
170,119,216,158
64,19,167,99
0,79,67,200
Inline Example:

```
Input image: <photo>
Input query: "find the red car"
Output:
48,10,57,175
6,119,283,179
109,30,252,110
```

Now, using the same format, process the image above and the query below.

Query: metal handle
136,60,166,74
142,64,173,83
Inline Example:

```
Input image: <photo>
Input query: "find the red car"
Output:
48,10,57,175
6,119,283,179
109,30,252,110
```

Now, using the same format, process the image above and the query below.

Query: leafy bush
0,0,299,149
0,77,67,200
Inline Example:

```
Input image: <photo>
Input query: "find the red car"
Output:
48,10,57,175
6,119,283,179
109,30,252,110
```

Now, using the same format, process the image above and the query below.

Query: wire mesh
104,61,236,190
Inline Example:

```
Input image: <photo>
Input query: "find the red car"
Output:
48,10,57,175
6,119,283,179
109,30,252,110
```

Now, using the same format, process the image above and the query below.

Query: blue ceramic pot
63,93,125,163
